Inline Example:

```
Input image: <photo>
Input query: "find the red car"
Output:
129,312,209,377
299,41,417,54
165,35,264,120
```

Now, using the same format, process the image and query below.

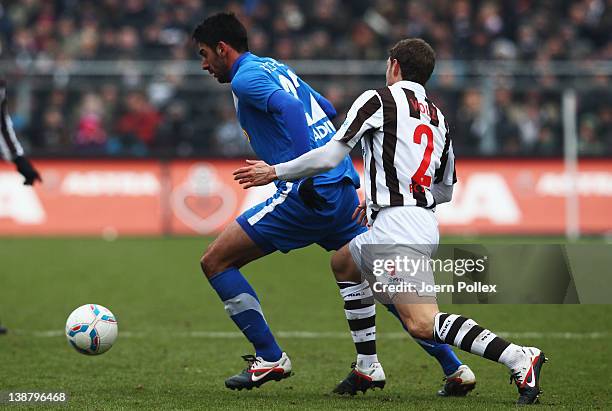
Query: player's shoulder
238,54,286,75
232,55,283,87
359,86,399,106
353,88,384,107
424,95,449,133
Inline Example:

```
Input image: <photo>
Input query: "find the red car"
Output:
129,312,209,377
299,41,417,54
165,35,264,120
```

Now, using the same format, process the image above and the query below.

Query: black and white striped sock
338,280,378,369
434,313,524,370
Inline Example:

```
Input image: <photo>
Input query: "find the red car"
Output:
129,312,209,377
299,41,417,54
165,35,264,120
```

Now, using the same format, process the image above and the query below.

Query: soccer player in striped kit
0,78,42,335
235,38,547,405
194,13,475,395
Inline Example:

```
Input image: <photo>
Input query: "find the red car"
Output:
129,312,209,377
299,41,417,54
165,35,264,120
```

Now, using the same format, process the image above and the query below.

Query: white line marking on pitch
11,330,609,339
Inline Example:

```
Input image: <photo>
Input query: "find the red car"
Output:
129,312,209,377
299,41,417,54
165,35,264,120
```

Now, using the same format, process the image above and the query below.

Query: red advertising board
0,160,162,235
1,159,611,236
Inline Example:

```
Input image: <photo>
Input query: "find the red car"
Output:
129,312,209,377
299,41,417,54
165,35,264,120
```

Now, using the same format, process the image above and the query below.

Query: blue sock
385,304,462,376
209,268,282,362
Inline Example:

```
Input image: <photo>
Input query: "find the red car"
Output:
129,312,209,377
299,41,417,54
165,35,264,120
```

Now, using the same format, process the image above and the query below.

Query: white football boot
225,352,292,390
510,347,547,405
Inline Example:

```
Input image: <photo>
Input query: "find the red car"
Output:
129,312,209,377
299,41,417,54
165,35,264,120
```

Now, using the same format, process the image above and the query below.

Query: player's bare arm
352,198,368,227
233,160,277,188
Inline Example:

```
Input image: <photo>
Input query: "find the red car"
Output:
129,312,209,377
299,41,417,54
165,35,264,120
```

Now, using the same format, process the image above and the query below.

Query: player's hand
233,160,277,189
352,199,367,226
13,156,42,186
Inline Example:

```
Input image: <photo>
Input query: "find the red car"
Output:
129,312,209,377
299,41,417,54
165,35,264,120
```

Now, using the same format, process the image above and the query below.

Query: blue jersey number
277,70,335,141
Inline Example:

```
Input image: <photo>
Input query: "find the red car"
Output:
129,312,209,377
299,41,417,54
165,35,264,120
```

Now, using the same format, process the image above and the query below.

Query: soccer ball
65,304,118,355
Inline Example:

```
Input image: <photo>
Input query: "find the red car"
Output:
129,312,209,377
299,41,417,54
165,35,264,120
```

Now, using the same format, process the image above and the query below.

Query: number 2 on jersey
411,124,433,187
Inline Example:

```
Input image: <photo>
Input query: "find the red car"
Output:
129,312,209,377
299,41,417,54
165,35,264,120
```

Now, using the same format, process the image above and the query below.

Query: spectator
578,114,606,156
28,107,70,152
115,91,162,155
493,88,521,155
155,100,197,156
0,0,607,158
74,92,108,153
454,89,488,155
212,105,253,157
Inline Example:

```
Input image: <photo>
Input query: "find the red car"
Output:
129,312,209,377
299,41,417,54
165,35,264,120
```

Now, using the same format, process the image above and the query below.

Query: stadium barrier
1,159,611,236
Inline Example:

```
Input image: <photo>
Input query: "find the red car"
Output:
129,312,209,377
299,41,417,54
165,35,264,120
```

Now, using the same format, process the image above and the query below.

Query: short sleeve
231,68,283,112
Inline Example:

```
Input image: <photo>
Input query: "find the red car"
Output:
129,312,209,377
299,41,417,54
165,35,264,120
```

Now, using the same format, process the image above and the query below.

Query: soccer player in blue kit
192,12,475,395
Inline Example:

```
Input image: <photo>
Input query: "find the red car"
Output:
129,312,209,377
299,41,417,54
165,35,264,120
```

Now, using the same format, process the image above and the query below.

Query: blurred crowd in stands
0,0,610,157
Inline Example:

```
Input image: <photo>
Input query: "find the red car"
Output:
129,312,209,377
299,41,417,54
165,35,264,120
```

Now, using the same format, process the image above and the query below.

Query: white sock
357,353,379,369
498,344,526,370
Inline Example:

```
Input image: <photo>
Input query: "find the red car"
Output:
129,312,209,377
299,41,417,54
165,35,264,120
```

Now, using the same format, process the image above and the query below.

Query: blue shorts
237,180,368,254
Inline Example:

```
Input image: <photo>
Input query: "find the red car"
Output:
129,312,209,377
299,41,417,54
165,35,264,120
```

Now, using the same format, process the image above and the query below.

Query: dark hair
192,12,249,53
388,39,435,85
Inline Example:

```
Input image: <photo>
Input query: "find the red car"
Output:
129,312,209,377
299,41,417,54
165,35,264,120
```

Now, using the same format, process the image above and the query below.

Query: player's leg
314,183,385,394
200,220,290,390
209,181,336,390
394,301,546,404
384,304,459,374
0,319,6,335
382,303,474,396
329,244,386,395
330,238,474,397
320,181,471,396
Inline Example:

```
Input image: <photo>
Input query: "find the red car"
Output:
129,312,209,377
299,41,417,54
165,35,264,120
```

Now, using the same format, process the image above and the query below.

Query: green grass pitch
1,237,610,410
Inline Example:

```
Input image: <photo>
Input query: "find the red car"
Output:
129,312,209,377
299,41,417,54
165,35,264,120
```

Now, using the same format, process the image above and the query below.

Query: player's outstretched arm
233,139,351,188
234,88,381,188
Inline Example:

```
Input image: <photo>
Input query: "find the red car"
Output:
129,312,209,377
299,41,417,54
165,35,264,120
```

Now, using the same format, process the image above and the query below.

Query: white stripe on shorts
247,182,293,226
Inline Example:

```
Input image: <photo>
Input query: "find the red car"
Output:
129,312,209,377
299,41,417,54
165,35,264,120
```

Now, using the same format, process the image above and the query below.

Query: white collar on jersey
394,80,427,97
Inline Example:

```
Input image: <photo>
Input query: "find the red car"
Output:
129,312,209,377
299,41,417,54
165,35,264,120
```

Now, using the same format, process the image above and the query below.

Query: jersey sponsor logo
306,93,335,141
305,94,328,126
278,70,334,141
312,120,336,141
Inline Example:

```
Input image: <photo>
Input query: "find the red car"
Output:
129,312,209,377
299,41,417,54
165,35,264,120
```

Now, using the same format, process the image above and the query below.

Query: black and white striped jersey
0,79,25,162
333,80,456,217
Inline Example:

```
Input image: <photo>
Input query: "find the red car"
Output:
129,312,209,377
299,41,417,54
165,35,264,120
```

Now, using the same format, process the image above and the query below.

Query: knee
200,245,227,278
404,316,435,340
331,250,360,283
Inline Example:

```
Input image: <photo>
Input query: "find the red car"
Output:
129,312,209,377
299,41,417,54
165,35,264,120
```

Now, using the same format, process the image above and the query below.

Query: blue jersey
230,52,359,187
